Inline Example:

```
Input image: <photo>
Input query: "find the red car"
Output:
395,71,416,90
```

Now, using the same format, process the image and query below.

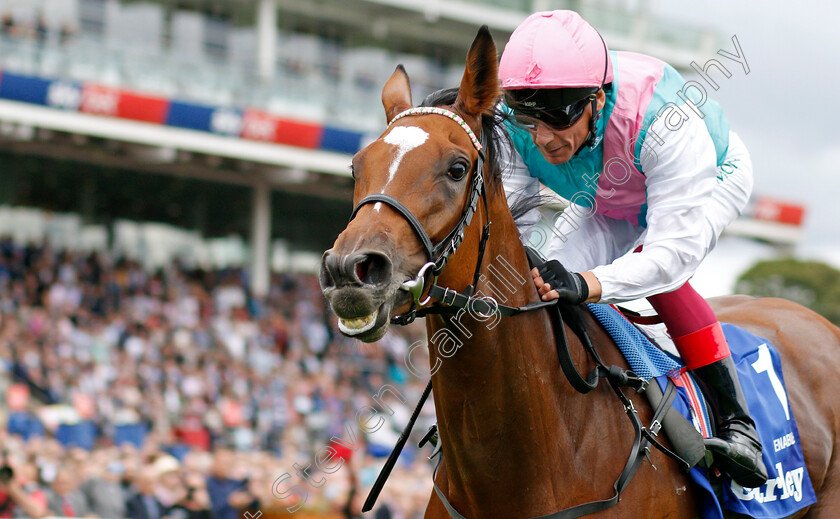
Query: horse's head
320,27,499,342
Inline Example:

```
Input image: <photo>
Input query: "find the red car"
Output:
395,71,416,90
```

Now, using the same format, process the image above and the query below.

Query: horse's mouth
327,283,411,342
337,310,380,335
336,302,392,342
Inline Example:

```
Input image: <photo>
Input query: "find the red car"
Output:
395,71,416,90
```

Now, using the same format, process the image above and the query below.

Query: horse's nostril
320,251,341,289
356,258,370,282
321,251,392,289
354,252,392,287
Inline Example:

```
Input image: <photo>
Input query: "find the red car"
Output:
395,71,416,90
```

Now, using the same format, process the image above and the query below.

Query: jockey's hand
532,261,590,304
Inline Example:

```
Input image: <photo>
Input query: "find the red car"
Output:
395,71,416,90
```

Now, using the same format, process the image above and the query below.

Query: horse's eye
349,164,356,180
448,161,469,181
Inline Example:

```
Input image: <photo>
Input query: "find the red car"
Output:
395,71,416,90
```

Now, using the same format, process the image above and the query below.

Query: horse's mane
421,88,546,230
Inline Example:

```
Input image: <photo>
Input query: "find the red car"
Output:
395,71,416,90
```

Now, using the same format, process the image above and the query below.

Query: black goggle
506,87,597,131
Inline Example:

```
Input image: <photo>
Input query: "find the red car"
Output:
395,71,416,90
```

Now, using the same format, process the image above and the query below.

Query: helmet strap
584,31,610,152
585,93,600,150
571,93,600,156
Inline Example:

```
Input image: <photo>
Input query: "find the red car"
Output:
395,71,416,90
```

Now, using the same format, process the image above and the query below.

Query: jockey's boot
692,355,769,488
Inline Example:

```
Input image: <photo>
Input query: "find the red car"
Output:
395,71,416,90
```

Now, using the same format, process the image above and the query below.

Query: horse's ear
454,25,499,120
382,65,413,124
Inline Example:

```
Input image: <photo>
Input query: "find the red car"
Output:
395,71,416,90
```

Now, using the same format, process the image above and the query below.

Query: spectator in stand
204,449,247,519
126,467,167,519
0,490,13,519
166,471,211,519
81,459,127,519
0,237,438,517
45,467,89,518
0,13,15,38
59,22,74,44
152,456,184,510
34,12,47,45
0,457,49,519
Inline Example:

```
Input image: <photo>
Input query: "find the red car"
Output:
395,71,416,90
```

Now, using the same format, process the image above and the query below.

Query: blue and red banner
0,69,367,156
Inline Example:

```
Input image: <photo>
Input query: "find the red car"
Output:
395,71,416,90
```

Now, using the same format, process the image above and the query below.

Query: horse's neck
426,193,597,513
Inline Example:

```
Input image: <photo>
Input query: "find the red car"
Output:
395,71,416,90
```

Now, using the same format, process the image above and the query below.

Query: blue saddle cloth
587,303,817,519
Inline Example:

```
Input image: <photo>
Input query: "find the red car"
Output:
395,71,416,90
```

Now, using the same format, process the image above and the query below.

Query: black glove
537,260,589,304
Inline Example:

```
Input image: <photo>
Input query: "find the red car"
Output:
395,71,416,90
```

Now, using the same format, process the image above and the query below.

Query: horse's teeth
338,310,379,335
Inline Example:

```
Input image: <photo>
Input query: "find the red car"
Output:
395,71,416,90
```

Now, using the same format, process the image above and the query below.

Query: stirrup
705,430,768,488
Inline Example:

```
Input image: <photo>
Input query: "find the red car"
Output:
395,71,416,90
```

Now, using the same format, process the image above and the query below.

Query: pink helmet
499,10,613,90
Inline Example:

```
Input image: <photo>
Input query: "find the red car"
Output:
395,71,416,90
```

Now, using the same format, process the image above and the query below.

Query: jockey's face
528,89,606,165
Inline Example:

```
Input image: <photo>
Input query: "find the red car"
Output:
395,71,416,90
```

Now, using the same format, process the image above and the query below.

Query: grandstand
0,1,743,517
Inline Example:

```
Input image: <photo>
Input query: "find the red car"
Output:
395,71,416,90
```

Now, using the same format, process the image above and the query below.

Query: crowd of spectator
0,237,436,518
1,10,74,45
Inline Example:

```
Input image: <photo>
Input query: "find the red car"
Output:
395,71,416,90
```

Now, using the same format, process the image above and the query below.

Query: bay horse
319,27,840,518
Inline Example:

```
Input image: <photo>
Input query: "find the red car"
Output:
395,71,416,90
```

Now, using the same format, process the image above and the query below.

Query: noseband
348,106,492,324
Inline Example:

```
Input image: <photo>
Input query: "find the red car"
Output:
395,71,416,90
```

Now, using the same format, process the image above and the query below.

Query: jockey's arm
580,271,602,302
497,123,542,233
498,111,724,304
589,112,720,303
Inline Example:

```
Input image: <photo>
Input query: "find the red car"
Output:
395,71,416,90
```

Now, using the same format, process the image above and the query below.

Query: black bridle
350,109,558,324
348,107,494,325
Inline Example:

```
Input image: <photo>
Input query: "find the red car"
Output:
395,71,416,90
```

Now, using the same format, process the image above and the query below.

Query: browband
389,106,483,152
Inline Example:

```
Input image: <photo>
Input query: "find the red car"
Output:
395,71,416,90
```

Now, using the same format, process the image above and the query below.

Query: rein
354,107,690,518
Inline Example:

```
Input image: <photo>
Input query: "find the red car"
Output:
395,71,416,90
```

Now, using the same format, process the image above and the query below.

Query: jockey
498,10,768,487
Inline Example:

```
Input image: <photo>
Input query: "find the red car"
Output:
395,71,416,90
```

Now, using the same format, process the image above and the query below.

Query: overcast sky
603,1,840,297
650,1,840,253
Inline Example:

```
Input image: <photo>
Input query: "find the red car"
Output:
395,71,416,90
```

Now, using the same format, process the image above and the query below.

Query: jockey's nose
320,250,393,290
533,123,555,147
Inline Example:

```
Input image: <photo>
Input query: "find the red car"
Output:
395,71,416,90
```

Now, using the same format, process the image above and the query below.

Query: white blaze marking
383,126,429,185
